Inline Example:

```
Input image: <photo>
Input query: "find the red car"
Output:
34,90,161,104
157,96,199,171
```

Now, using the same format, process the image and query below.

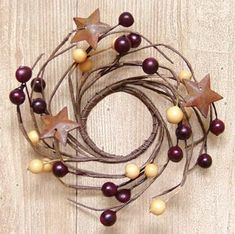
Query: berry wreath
9,9,225,227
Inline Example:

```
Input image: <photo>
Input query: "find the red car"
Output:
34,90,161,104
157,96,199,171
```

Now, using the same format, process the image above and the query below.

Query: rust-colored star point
40,107,79,145
71,8,111,49
183,74,223,118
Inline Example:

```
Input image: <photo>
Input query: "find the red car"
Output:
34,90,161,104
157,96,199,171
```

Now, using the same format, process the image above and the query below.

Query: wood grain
0,0,234,233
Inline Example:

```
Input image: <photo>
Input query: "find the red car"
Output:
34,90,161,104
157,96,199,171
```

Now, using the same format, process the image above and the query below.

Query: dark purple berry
100,210,117,226
31,78,46,92
197,154,212,168
176,124,192,140
118,12,134,27
142,58,159,74
31,98,47,114
168,145,183,162
115,189,131,203
210,119,225,136
9,88,25,105
127,33,141,48
52,161,69,177
114,36,131,54
102,182,117,197
15,66,32,83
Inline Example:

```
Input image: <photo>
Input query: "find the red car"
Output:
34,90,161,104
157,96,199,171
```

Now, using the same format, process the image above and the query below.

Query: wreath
9,9,225,226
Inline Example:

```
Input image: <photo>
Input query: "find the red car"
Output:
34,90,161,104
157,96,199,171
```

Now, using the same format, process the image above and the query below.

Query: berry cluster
10,66,47,113
10,10,225,227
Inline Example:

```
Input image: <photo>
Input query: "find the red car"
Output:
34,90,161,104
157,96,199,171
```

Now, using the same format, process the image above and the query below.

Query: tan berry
79,59,93,72
125,163,140,179
145,163,158,178
150,199,166,216
28,159,43,174
166,106,184,124
27,130,40,145
178,70,192,81
42,158,53,172
72,48,87,63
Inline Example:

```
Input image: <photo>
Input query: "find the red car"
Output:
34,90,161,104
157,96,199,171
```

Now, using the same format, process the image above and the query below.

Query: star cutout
40,107,79,145
71,8,111,49
183,74,223,118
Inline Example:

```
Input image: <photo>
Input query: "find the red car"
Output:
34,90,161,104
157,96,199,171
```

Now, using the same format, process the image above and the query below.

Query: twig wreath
9,9,225,226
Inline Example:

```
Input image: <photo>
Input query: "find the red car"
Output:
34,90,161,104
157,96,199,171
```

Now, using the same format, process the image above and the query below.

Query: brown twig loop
16,25,216,215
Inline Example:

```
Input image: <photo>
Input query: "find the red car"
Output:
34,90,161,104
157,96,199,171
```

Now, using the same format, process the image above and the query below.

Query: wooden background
0,0,234,233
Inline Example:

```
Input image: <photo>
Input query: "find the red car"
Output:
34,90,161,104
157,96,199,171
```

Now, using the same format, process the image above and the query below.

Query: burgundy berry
168,145,183,162
9,88,25,105
31,98,47,114
115,189,131,203
118,12,134,27
52,161,69,177
210,119,225,136
100,210,117,226
127,33,142,48
114,36,131,54
142,58,159,74
102,182,117,197
176,124,192,140
31,78,46,92
197,154,212,168
15,66,32,83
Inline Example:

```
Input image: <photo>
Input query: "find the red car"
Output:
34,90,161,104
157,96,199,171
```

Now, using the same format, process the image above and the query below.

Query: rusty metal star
71,8,111,49
183,74,223,118
40,107,79,145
